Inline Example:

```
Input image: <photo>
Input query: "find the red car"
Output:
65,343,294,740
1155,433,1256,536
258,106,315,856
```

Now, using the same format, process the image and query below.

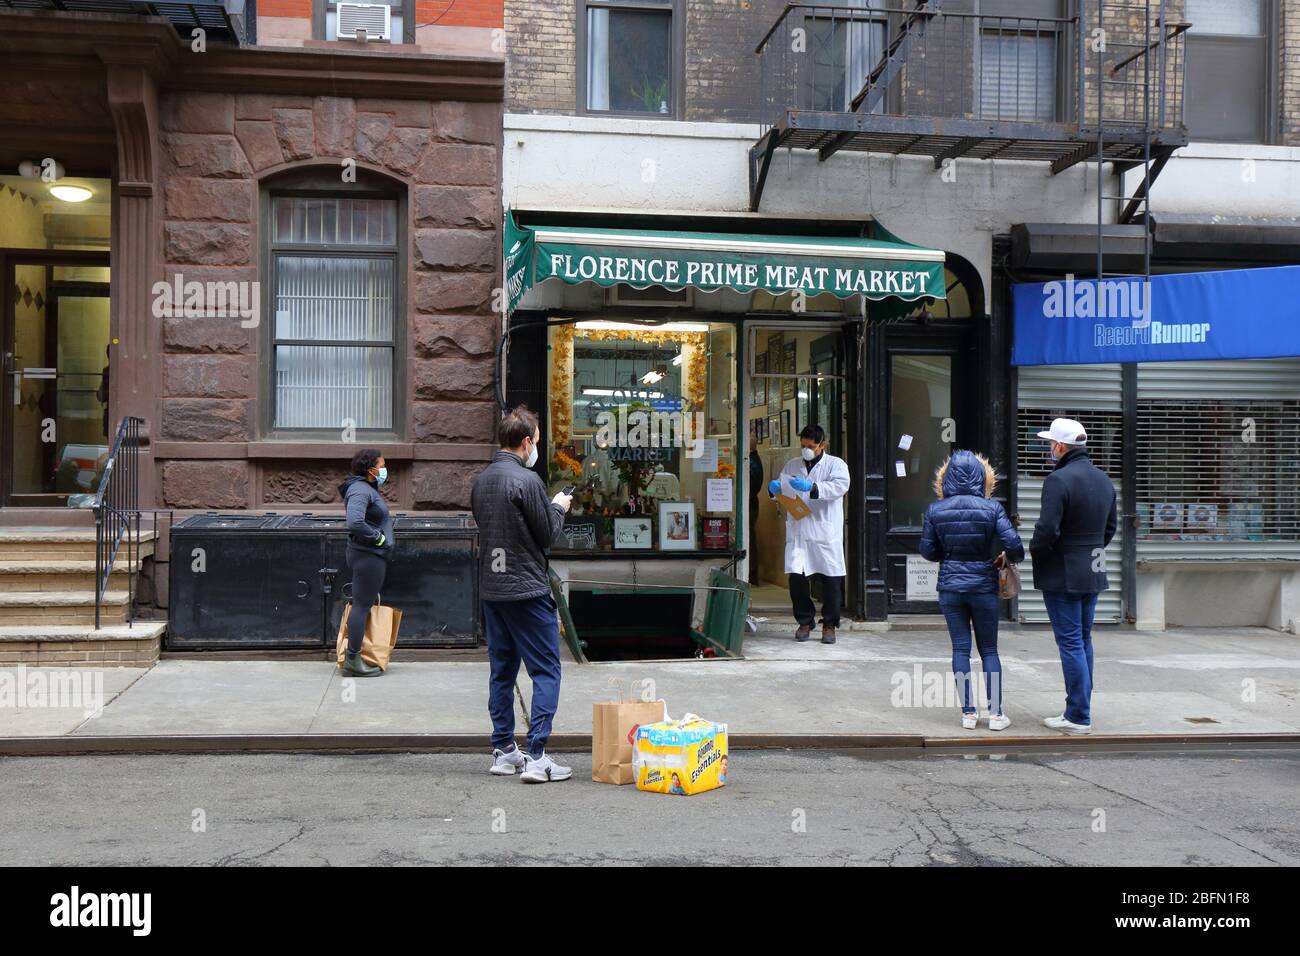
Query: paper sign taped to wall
898,434,913,451
895,461,907,478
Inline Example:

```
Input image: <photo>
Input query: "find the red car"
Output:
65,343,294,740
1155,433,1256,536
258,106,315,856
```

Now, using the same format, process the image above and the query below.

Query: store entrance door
884,337,976,613
2,253,111,506
746,324,852,613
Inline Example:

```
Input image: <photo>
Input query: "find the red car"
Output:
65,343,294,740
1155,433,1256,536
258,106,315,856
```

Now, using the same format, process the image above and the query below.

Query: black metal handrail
93,416,144,630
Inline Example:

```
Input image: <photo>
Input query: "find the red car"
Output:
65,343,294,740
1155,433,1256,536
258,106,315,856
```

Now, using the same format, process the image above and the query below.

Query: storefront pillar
1121,362,1137,622
102,54,162,508
862,320,888,621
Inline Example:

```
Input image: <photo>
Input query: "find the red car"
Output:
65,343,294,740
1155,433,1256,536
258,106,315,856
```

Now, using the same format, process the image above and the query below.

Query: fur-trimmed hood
932,450,996,499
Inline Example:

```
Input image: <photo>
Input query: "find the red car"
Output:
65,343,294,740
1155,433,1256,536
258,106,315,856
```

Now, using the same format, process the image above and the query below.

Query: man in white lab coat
768,424,851,643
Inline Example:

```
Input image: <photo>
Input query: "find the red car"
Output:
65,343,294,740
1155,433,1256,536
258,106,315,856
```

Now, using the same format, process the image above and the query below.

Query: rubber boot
342,651,381,677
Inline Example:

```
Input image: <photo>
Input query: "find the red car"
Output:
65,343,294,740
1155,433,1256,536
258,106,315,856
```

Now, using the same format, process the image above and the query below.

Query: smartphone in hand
561,484,577,496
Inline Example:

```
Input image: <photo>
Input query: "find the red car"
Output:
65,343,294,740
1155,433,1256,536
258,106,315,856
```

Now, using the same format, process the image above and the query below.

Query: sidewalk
3,624,1298,746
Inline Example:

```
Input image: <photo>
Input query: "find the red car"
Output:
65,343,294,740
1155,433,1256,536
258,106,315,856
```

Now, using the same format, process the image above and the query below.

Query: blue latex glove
768,479,782,495
790,476,814,493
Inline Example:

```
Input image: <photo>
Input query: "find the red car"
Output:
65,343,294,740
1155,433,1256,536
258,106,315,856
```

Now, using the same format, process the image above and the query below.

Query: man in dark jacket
1030,418,1118,736
470,406,573,783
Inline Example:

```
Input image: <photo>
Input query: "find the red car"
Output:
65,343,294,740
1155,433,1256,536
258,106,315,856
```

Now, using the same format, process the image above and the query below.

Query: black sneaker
795,624,812,642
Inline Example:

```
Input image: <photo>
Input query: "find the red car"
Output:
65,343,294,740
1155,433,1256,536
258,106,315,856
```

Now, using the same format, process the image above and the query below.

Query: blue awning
1012,264,1300,366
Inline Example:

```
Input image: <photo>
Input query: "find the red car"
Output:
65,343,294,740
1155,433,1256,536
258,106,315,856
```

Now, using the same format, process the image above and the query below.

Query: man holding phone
470,406,574,783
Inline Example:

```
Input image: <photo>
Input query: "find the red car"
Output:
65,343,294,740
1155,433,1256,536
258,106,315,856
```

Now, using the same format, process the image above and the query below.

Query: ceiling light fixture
49,184,92,203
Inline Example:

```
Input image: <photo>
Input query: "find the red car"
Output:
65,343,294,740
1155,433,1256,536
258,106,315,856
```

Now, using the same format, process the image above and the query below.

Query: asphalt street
1,748,1296,866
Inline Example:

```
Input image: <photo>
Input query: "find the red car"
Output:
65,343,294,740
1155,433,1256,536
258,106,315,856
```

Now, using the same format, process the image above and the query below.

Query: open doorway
745,325,850,611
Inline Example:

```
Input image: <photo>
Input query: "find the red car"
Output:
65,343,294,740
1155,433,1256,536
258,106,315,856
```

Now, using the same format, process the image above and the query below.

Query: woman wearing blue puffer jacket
919,450,1024,732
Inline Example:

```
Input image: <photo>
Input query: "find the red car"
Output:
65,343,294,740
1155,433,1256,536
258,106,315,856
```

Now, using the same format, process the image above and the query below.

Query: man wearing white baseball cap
1030,417,1117,735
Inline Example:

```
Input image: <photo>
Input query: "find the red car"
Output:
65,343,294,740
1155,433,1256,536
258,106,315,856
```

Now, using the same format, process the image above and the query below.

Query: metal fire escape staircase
749,1,1189,216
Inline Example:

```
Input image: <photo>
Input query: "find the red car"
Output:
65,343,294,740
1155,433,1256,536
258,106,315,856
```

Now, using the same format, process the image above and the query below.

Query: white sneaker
490,747,527,775
1044,714,1092,735
520,753,573,784
961,712,978,730
988,713,1011,732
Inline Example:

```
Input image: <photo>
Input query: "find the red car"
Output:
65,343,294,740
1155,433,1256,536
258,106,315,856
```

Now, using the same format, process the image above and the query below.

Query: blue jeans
1042,590,1100,725
483,594,562,758
938,590,1003,715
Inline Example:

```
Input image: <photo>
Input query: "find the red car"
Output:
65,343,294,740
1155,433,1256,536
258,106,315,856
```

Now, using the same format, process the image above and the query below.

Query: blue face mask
374,466,388,486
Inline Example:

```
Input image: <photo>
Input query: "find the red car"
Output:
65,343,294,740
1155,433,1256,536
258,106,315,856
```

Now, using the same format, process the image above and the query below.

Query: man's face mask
525,436,539,468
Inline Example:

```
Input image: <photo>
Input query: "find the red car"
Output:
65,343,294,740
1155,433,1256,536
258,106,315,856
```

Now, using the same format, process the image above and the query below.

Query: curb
1,732,1297,757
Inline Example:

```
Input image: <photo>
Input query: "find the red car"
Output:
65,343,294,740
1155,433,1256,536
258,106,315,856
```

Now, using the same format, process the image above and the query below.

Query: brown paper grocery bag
335,600,402,672
592,698,666,785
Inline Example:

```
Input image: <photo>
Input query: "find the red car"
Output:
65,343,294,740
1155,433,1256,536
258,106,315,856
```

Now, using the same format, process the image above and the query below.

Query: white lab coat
777,453,850,577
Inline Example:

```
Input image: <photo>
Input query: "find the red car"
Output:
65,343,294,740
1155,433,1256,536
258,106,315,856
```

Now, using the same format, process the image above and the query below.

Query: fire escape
750,0,1188,280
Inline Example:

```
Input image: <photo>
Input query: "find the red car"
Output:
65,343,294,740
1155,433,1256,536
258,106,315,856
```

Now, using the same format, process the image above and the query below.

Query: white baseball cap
1036,417,1088,446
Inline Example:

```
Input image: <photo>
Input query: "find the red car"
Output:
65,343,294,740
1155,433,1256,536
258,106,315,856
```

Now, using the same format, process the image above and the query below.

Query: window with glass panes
270,195,398,432
581,0,676,116
977,0,1062,123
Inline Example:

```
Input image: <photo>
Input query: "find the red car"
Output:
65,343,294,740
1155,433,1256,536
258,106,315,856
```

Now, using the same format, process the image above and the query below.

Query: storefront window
547,320,736,552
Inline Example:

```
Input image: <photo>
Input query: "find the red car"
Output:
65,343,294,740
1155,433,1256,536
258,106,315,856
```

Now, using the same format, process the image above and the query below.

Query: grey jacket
470,450,565,602
339,475,394,558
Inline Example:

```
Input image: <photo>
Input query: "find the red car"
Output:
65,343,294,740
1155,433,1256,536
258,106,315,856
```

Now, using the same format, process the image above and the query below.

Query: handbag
996,552,1021,600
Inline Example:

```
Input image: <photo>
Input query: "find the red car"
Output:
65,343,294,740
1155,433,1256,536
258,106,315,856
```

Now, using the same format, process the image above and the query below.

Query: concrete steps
0,622,165,666
0,527,163,664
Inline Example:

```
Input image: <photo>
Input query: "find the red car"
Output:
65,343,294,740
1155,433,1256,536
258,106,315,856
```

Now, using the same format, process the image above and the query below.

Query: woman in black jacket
338,448,393,677
919,450,1023,731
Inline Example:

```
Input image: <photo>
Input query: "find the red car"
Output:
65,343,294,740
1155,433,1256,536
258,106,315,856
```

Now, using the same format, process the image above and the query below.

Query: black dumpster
169,512,479,649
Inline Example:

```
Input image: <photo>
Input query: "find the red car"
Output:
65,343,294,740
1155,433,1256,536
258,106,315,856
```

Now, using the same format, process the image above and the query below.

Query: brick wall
505,0,576,113
417,0,503,28
156,90,502,511
1284,0,1300,146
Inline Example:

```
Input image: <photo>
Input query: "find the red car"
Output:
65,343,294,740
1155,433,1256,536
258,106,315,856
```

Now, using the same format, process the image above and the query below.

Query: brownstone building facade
0,9,505,522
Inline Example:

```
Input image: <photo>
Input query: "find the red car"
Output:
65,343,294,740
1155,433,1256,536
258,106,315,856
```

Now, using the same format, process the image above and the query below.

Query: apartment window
315,0,413,44
978,0,1061,123
268,194,399,433
580,1,679,116
1184,0,1274,143
808,1,887,112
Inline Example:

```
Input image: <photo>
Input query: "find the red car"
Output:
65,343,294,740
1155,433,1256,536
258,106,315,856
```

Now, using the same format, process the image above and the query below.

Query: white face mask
801,446,816,462
525,438,539,469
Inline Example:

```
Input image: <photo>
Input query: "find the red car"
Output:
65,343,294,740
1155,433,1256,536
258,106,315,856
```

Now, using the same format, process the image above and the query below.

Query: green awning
505,212,946,315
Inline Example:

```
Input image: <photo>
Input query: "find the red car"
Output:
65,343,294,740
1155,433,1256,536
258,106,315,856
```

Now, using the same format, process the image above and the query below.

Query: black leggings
345,548,387,655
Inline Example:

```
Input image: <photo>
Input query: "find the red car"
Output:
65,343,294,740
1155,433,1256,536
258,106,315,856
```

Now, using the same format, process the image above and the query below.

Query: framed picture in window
752,353,767,407
559,517,599,551
658,501,696,551
780,409,791,448
613,517,652,550
702,516,730,550
768,414,781,447
781,341,797,401
756,416,767,444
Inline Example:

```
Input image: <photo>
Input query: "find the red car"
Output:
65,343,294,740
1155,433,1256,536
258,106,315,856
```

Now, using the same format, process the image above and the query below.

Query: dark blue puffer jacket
918,450,1024,594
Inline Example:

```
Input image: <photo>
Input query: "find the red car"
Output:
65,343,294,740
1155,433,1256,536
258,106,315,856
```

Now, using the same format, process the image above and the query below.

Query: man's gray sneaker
1044,714,1092,735
490,747,527,776
520,753,573,783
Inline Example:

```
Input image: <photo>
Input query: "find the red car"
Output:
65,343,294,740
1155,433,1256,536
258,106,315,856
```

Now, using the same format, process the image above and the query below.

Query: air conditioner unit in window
336,2,391,42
